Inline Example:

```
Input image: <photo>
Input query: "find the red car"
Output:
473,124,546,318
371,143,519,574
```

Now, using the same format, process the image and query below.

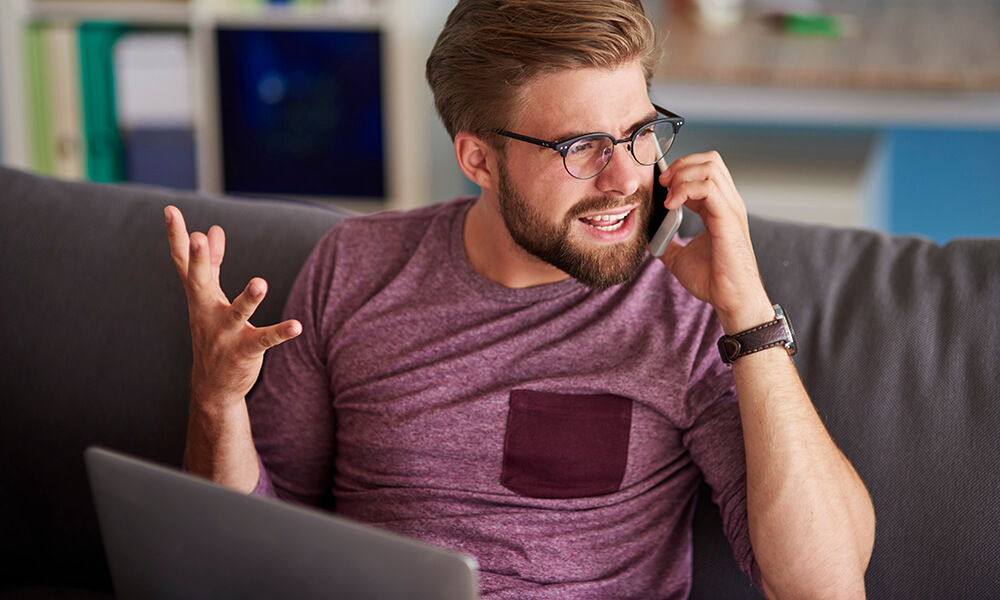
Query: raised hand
164,205,302,412
655,151,774,334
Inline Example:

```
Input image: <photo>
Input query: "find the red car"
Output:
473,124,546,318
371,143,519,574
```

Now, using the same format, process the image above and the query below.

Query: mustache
566,186,651,220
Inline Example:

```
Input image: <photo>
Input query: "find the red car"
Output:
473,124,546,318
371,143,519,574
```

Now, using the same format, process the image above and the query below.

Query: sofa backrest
0,167,346,591
685,212,1000,599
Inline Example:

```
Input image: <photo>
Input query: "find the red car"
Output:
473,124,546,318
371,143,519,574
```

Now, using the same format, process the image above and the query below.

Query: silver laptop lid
85,447,479,600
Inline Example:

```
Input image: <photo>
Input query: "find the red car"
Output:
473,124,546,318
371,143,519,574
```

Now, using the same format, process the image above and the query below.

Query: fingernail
249,284,263,298
164,207,172,225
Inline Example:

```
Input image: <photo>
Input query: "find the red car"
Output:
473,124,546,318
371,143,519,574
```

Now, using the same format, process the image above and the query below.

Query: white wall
405,0,470,204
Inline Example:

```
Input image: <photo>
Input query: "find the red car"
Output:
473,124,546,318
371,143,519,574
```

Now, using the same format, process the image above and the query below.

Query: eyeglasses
494,104,684,180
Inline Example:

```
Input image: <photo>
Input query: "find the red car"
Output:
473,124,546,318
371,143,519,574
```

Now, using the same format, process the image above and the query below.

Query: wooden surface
656,2,1000,91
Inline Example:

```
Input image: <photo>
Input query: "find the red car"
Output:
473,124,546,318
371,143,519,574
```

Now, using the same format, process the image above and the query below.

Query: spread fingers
187,231,213,290
164,206,190,273
255,319,303,351
208,225,226,282
230,278,267,324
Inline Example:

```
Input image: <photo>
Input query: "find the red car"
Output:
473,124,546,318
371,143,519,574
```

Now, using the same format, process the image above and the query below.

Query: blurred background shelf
651,0,1000,242
24,1,191,25
0,0,428,213
658,2,1000,91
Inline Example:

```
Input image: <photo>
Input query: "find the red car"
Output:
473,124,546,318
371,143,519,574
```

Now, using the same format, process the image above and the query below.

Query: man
165,0,875,598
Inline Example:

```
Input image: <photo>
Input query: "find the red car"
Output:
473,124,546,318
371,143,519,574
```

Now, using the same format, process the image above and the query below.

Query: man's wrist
189,384,248,418
718,303,797,365
718,298,775,336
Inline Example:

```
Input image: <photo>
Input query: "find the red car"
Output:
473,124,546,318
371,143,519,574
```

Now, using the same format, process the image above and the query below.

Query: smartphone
647,157,682,257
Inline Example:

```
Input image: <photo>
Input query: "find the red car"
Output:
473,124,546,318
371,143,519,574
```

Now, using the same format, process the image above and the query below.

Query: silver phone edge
649,208,682,258
649,154,681,258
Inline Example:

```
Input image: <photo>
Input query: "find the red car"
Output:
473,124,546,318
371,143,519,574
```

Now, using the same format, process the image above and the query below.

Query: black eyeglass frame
494,104,685,180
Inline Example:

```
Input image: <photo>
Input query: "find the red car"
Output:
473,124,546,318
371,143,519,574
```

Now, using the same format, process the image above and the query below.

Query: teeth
581,209,631,232
588,211,630,222
592,220,625,231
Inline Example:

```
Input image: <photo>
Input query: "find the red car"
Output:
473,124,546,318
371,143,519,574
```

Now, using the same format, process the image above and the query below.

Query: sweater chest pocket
500,390,633,499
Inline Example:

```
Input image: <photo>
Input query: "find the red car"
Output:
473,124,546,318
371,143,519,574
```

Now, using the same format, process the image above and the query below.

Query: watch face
775,304,797,355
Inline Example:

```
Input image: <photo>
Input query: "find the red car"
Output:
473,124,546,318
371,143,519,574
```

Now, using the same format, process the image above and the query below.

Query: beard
497,160,652,290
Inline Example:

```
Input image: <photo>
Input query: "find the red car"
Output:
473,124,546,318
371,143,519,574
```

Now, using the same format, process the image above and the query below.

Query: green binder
79,22,130,183
25,24,55,176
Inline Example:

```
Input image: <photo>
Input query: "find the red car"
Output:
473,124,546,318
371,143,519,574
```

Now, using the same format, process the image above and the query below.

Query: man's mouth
578,209,633,232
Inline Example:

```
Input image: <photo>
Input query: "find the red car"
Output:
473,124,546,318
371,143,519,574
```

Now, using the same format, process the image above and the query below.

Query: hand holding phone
647,156,682,257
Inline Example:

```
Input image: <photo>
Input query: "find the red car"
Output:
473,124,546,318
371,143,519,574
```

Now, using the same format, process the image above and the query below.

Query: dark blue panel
124,128,197,190
216,28,386,199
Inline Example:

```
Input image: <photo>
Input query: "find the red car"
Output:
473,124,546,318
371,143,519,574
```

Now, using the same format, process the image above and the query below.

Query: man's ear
454,132,498,191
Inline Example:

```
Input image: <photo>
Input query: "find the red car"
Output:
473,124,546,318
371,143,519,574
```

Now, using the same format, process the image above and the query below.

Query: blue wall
887,128,1000,243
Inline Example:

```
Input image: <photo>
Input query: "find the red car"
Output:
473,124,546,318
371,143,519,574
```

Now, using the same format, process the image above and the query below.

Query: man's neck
463,197,570,290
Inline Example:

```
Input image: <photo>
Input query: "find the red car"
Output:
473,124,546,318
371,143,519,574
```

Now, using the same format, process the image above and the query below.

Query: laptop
85,446,479,600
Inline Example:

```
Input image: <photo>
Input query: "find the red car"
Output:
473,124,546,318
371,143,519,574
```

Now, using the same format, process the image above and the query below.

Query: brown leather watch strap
717,304,797,364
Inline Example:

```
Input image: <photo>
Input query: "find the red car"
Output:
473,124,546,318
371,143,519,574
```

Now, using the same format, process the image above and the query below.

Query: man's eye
635,125,656,139
567,138,600,155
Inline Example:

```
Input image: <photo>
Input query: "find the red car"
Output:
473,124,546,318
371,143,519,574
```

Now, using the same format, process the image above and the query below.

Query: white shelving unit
0,0,430,211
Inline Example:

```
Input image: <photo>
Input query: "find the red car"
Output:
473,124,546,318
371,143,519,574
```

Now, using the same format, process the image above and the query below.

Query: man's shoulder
335,196,472,241
301,197,471,296
307,196,471,269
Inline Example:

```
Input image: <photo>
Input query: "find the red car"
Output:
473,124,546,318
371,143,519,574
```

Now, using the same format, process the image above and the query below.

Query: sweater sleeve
681,319,764,594
251,453,277,497
684,385,764,593
247,228,340,508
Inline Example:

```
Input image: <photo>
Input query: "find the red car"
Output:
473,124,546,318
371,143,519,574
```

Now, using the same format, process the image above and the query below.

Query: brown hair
425,0,661,142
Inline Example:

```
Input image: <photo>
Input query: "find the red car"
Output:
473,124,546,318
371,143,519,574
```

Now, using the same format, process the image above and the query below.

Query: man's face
496,157,652,289
492,61,658,289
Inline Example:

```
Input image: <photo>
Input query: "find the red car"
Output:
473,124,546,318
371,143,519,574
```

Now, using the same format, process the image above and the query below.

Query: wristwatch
717,304,797,364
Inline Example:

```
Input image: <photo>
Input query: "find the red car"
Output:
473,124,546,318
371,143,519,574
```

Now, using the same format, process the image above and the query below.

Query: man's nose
594,144,643,197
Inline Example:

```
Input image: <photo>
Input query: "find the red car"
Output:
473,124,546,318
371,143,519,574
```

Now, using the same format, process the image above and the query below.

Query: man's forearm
734,347,875,600
185,393,261,494
165,205,301,498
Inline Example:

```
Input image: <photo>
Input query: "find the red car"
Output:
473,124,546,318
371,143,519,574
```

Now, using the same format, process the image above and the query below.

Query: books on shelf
24,22,87,180
14,0,388,198
114,31,196,189
22,21,197,189
47,24,86,179
25,24,56,176
78,22,130,183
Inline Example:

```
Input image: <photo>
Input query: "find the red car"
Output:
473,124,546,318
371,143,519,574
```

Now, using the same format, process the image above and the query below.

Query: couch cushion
0,167,346,591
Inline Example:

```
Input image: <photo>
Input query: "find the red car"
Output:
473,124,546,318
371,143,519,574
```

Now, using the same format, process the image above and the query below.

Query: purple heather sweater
248,197,761,598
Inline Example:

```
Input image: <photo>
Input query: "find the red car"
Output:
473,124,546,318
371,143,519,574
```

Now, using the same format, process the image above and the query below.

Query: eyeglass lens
564,120,676,179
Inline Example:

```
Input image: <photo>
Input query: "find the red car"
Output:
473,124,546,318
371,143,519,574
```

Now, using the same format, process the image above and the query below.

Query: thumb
255,319,303,352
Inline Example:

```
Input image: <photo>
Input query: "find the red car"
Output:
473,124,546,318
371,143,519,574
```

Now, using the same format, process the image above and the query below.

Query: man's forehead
515,62,655,139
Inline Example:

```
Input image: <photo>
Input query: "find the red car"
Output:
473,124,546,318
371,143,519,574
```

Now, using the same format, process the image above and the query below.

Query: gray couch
1,165,998,599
